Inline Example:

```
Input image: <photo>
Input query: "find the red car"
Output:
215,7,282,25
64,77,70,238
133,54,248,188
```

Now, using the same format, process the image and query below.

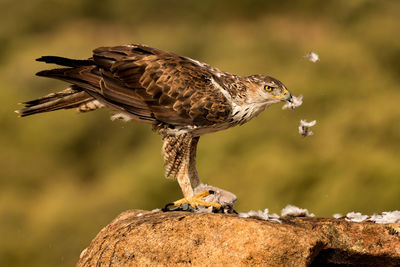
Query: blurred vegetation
1,0,399,266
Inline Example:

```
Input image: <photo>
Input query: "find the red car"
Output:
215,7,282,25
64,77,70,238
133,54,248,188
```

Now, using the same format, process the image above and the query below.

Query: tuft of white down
111,112,134,122
281,204,315,217
345,212,368,222
303,51,320,63
239,209,282,223
77,100,105,112
298,119,316,137
282,95,303,110
369,211,400,224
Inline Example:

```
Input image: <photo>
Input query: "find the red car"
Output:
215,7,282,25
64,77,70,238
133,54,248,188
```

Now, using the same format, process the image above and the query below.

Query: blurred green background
1,0,399,266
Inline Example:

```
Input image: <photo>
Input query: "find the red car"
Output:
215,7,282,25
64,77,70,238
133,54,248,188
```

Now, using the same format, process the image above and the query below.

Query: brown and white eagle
16,44,292,212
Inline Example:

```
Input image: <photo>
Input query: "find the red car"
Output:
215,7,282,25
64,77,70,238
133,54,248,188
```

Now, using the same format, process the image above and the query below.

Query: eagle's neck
210,73,271,125
231,101,270,125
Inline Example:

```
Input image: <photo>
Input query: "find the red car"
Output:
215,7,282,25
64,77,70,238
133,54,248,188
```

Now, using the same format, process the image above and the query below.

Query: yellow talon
170,190,222,210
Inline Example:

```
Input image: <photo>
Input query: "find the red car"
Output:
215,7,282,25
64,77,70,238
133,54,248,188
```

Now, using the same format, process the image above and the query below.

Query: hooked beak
282,89,292,103
286,93,293,103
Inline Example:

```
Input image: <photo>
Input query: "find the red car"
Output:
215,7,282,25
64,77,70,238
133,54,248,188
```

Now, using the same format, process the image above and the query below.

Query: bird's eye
264,85,274,92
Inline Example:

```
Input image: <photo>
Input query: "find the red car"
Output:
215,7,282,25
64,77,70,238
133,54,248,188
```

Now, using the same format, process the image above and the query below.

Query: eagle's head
247,75,292,105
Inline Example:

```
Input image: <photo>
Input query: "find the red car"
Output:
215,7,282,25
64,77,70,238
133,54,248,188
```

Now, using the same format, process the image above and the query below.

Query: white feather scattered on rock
238,207,399,225
282,95,303,110
345,212,368,222
369,211,400,224
299,120,316,137
281,205,315,217
239,209,282,223
303,51,320,63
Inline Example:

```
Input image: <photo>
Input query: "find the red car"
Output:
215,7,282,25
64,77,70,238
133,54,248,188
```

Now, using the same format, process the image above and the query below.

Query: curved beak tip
286,93,293,103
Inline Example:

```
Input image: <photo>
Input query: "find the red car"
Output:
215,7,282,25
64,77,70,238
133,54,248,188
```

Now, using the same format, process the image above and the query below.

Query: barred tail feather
15,86,95,117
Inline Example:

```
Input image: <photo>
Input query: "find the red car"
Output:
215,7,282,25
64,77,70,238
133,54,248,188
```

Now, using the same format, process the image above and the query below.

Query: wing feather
39,44,233,127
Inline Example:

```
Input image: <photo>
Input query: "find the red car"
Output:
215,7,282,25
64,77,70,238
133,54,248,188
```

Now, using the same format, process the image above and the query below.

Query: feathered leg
161,133,237,212
162,133,201,199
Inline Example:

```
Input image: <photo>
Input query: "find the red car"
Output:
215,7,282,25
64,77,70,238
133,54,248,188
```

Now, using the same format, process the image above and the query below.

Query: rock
77,210,400,266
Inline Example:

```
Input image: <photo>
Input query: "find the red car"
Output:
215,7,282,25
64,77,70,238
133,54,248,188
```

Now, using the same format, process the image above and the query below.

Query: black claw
212,206,238,214
212,206,224,213
162,202,175,212
162,202,195,212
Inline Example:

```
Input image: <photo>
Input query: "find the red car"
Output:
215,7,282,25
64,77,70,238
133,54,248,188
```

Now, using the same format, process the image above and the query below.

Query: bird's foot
163,184,237,214
163,190,222,212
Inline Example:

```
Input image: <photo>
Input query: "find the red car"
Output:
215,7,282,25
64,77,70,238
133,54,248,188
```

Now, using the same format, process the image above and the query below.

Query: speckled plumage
16,44,292,204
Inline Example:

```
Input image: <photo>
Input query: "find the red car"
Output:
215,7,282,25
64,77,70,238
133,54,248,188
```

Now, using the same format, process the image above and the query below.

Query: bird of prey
16,44,292,212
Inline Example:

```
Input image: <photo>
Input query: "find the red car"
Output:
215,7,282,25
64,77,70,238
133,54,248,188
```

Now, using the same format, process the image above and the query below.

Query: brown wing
37,44,232,127
91,44,232,126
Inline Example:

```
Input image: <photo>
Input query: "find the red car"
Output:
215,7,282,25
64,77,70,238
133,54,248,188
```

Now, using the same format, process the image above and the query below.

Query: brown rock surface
77,210,400,266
